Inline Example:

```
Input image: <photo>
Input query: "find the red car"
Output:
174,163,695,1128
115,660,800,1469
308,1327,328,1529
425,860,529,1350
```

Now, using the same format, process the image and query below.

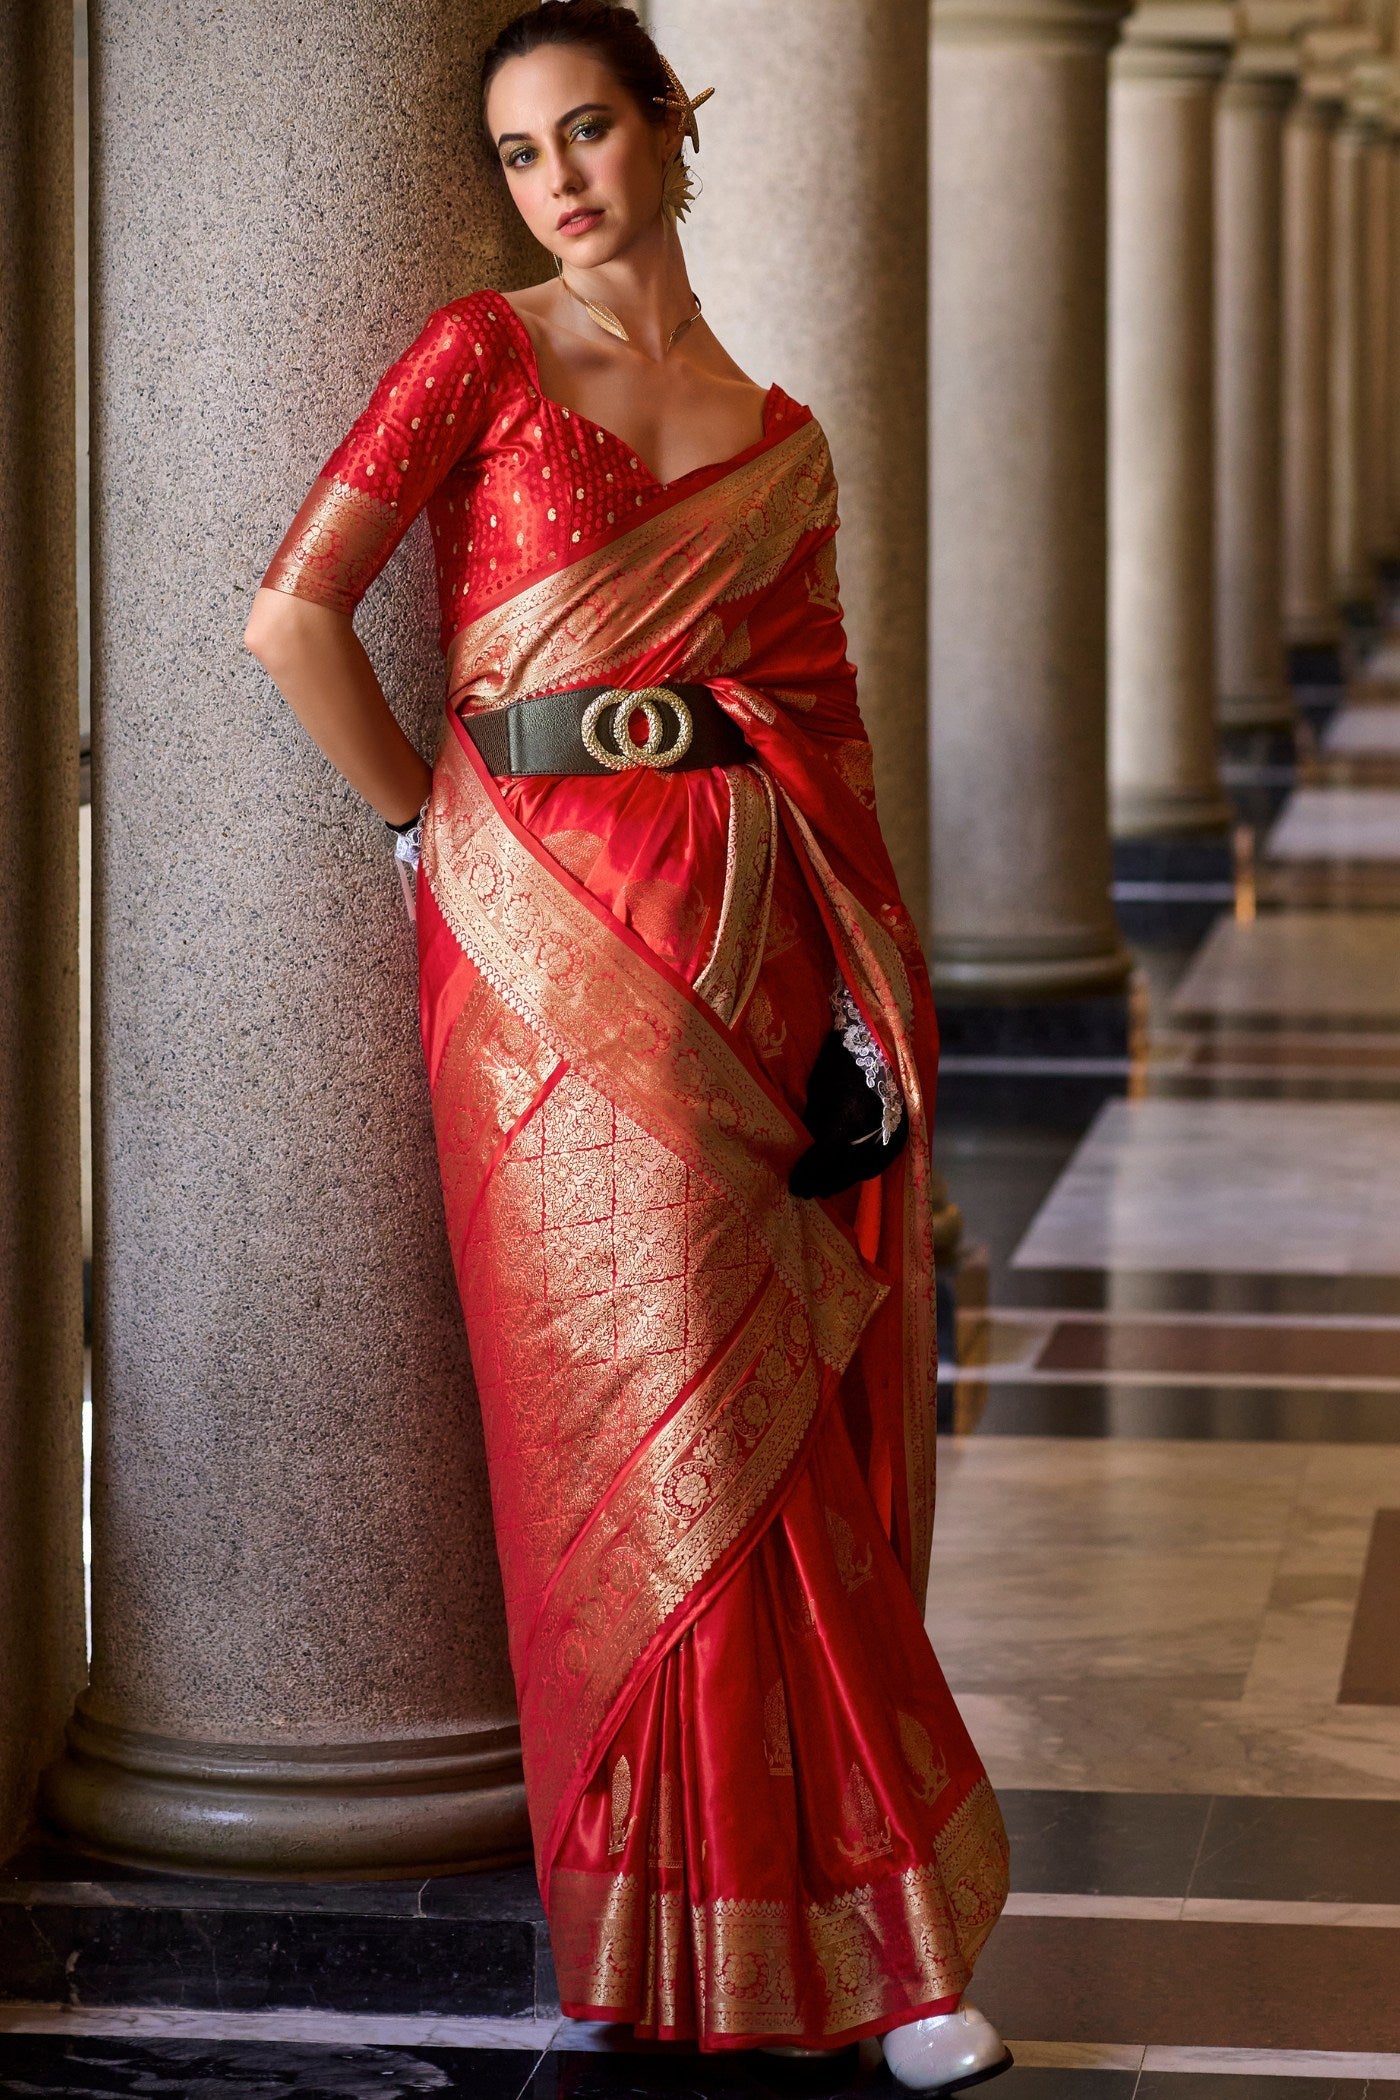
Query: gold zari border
550,1777,1008,2042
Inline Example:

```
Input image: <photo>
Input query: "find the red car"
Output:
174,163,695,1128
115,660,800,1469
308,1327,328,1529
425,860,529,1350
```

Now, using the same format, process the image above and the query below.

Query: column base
1111,786,1234,838
930,935,1134,1001
41,1703,530,1879
935,987,1133,1060
1111,829,1236,944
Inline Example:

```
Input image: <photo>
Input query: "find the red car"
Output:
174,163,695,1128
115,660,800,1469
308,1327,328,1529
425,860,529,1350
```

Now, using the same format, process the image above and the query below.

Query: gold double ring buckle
580,687,695,772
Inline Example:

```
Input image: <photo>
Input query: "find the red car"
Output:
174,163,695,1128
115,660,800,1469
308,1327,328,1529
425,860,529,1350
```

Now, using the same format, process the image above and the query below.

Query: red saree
264,289,1007,2049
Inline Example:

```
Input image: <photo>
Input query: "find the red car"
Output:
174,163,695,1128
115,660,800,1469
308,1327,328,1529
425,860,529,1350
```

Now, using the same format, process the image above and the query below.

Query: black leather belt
461,683,750,778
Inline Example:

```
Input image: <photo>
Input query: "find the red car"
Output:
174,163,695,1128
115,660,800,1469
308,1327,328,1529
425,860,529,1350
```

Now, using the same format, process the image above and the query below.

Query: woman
244,2,1008,2083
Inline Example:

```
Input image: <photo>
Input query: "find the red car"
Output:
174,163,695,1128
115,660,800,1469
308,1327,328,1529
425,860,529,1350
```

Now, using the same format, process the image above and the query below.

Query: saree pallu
418,410,1007,2049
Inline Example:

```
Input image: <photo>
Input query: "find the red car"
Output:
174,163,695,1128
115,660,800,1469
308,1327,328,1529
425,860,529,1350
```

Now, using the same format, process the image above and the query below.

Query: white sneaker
881,2005,1012,2094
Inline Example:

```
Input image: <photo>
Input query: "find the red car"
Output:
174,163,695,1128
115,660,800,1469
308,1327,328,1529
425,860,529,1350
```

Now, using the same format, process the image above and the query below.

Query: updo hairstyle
479,2,673,134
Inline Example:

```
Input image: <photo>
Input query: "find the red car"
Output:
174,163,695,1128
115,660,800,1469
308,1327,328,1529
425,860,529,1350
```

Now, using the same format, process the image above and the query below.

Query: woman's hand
244,588,432,826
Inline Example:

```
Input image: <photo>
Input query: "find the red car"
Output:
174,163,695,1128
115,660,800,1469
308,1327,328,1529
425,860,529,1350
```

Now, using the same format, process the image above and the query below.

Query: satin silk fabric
264,289,1007,2048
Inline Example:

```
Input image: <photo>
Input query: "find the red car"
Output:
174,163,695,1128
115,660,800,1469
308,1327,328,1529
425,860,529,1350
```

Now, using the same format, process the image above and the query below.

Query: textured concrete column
43,1,540,1876
1331,83,1381,607
0,0,86,1857
1214,43,1294,729
930,0,1133,997
1281,78,1343,651
1109,0,1233,837
648,0,931,937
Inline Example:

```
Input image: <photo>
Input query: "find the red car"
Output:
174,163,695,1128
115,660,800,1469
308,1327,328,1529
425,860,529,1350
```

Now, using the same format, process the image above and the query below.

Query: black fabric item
789,1027,909,1201
461,683,750,777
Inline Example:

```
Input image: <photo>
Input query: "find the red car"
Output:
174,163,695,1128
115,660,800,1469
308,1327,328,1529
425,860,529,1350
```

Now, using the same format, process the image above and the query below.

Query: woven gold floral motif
609,1756,634,1856
837,1762,894,1868
694,1896,802,2037
763,1678,795,1778
898,1712,951,1805
825,1504,875,1594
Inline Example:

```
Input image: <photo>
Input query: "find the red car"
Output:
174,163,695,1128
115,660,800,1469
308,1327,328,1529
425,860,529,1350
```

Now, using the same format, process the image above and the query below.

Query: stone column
1281,73,1344,657
1109,0,1234,838
929,0,1133,997
648,0,931,937
1359,65,1399,563
43,1,540,1877
1214,31,1295,730
0,0,86,1856
1331,76,1381,609
1360,86,1393,562
1390,132,1400,547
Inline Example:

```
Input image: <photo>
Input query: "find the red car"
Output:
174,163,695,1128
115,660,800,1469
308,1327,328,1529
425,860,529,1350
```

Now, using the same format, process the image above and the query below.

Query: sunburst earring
661,148,696,225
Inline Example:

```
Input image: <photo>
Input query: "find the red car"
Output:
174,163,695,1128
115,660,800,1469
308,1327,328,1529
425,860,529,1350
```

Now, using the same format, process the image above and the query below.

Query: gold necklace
553,260,701,354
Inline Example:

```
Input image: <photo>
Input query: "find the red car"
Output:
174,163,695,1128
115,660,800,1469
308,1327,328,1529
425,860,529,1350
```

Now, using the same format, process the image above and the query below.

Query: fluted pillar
1331,76,1382,608
1359,64,1399,564
1109,0,1234,837
648,0,932,937
1281,73,1343,653
0,0,86,1855
930,0,1133,997
43,1,539,1876
1214,31,1295,729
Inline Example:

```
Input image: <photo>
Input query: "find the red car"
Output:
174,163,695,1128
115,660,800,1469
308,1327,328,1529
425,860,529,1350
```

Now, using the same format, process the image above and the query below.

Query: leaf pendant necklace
554,262,702,355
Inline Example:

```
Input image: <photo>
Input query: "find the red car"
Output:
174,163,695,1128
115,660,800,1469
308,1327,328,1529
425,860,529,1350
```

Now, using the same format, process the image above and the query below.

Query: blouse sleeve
260,299,494,616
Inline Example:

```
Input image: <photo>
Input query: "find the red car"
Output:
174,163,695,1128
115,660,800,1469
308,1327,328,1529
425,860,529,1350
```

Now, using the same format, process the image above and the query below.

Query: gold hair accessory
553,252,701,351
653,51,712,224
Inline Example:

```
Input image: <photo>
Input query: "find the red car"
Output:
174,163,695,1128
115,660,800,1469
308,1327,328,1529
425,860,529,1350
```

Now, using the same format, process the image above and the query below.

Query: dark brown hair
480,2,673,134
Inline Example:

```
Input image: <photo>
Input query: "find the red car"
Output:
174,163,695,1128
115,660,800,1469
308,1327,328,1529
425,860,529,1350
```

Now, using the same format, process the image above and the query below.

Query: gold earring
661,149,696,225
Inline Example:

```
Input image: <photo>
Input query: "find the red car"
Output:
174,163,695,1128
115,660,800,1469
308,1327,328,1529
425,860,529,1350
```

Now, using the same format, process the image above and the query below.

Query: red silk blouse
261,288,806,666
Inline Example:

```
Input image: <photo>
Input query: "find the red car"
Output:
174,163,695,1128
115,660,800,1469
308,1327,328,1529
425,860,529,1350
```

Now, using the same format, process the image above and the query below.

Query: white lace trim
831,981,903,1145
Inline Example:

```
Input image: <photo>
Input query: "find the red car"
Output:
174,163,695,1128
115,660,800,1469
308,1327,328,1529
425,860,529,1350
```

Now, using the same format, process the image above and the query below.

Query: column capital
1300,22,1380,107
1115,0,1235,74
1229,0,1332,84
1345,53,1400,136
1121,0,1236,49
932,0,1130,50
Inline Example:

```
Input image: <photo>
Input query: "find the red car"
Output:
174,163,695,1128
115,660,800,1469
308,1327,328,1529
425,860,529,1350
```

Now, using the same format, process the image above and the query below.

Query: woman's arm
244,587,431,826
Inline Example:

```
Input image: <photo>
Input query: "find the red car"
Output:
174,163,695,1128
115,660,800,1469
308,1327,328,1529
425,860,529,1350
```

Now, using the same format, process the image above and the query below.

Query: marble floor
12,697,1400,2094
918,662,1400,2082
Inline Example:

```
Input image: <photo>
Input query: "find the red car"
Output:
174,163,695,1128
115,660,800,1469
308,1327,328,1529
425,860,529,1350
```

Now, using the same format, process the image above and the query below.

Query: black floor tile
1192,1795,1400,1903
956,1382,1400,1442
523,2043,883,2099
2,1845,544,1921
0,2035,540,2097
1137,2080,1386,2100
992,1269,1400,1317
0,1900,539,2016
999,1790,1211,1898
989,2079,1136,2100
